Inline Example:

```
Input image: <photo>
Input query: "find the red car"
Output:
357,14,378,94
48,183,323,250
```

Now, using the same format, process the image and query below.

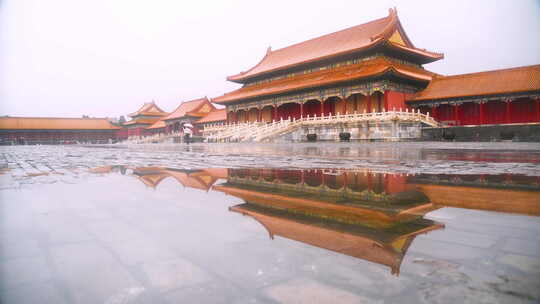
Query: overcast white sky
1,0,539,118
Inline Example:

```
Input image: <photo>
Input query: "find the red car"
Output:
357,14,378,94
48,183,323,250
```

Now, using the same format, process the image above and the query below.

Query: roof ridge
230,48,274,79
270,15,390,54
228,11,394,81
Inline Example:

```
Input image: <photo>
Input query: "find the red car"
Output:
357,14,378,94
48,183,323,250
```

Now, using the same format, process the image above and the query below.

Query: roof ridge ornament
370,8,398,42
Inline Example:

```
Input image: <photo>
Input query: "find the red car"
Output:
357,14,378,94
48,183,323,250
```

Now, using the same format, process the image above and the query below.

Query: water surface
1,145,540,303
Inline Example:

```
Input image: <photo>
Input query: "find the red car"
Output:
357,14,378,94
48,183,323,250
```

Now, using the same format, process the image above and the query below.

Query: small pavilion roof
195,109,227,124
0,117,121,130
409,64,540,102
146,117,167,129
163,97,215,121
128,101,168,118
214,57,433,104
123,117,160,126
228,8,442,83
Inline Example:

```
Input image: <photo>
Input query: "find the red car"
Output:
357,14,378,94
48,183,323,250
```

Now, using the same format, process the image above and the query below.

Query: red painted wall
277,103,301,120
323,99,336,116
484,101,506,124
304,101,321,117
386,91,408,111
510,99,536,123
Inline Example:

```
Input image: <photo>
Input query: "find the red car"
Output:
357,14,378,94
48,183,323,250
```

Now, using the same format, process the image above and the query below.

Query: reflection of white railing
203,109,440,142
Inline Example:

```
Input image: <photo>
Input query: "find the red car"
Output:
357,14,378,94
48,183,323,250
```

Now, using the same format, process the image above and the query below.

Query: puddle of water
1,163,539,303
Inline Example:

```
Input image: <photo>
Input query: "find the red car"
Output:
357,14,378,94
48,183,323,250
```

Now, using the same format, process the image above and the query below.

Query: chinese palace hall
209,8,540,142
1,8,539,144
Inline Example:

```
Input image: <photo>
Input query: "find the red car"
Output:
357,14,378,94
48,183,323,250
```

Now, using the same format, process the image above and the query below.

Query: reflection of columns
367,172,373,191
453,104,460,126
366,94,372,113
300,102,304,118
505,99,512,124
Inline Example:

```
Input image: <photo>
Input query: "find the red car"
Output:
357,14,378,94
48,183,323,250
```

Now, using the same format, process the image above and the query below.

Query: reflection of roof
89,166,114,174
164,97,215,121
411,183,540,216
0,117,121,130
213,183,436,227
132,167,168,188
195,109,227,124
227,8,442,82
198,168,228,179
128,102,168,118
131,167,222,190
165,169,215,191
409,65,540,102
231,203,443,275
215,57,433,103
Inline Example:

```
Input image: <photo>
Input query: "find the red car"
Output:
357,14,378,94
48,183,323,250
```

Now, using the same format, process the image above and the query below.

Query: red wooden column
320,99,325,116
273,106,278,121
505,99,512,124
431,104,438,120
453,104,460,126
479,101,486,124
258,108,262,122
366,94,372,113
536,98,540,122
383,91,389,111
300,102,304,118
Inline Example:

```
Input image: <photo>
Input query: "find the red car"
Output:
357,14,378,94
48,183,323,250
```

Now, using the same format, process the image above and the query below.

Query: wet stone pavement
1,143,540,304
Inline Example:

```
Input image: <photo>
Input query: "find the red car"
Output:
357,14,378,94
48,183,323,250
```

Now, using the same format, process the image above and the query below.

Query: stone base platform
421,123,540,142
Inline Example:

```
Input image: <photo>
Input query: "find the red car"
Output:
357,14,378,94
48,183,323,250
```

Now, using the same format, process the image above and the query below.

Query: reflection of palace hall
90,166,540,274
214,168,540,274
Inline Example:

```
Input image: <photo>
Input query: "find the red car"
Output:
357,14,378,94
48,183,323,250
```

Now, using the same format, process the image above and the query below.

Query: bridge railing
202,109,441,142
